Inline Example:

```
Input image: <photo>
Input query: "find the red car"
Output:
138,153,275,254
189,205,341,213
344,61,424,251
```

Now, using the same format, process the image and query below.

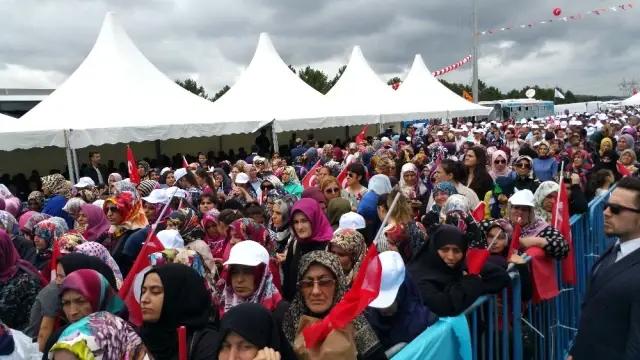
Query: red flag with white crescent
127,146,141,185
552,178,576,285
336,165,349,190
301,160,322,189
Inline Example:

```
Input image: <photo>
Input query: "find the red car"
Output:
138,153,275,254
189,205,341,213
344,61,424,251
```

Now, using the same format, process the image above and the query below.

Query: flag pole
555,161,564,225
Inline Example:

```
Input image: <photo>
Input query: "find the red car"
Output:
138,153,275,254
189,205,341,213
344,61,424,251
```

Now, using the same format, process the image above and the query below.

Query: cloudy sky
0,0,635,97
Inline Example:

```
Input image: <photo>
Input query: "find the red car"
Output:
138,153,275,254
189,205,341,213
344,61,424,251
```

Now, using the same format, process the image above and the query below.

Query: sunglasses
515,163,531,169
261,184,274,191
494,159,507,165
104,206,119,214
347,173,357,178
299,278,336,290
325,187,340,194
604,202,640,215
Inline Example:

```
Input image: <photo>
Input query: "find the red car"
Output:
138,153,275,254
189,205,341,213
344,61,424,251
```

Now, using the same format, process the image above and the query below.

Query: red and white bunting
389,54,472,90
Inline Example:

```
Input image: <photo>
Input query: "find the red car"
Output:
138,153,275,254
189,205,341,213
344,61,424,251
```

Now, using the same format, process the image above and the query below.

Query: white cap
174,168,188,182
166,186,187,199
160,167,172,176
369,251,406,308
339,212,366,230
224,240,270,266
509,189,535,207
92,199,105,208
235,172,250,184
597,114,608,121
75,177,95,189
143,189,170,204
156,229,184,249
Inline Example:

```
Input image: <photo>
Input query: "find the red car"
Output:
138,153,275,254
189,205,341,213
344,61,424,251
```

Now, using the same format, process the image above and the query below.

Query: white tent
0,12,269,151
391,55,491,119
0,113,14,122
622,92,640,106
221,33,378,133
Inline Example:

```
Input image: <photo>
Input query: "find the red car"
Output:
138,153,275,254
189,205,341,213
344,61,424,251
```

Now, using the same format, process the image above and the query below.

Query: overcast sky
0,0,635,97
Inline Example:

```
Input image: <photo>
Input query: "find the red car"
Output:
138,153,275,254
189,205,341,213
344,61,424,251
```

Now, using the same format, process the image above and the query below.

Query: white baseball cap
224,240,270,267
509,189,535,207
174,168,188,182
156,229,184,249
143,189,170,204
339,212,366,230
160,167,172,176
369,251,406,308
166,186,187,199
75,177,95,189
235,172,250,184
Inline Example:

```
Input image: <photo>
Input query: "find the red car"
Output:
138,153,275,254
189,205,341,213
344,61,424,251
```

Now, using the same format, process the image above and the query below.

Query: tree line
177,64,611,104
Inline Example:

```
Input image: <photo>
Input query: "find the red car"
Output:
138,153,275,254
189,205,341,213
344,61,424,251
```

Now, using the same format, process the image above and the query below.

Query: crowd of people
0,107,638,359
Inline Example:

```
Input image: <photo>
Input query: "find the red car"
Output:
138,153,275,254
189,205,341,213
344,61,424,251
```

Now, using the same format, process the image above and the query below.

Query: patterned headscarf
431,181,458,213
103,191,148,238
282,166,300,185
33,218,68,256
166,208,205,243
229,218,273,255
60,269,124,314
58,231,87,253
49,311,144,360
20,212,50,237
282,251,382,358
0,211,17,235
41,173,71,200
330,228,367,286
28,191,45,206
201,208,223,244
112,181,139,202
137,180,159,198
63,197,86,217
533,181,560,223
74,242,124,289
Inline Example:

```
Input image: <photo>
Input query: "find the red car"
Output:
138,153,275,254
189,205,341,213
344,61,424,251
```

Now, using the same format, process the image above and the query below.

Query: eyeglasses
104,206,119,214
494,159,507,165
299,278,336,290
604,202,640,215
325,187,340,194
515,163,531,169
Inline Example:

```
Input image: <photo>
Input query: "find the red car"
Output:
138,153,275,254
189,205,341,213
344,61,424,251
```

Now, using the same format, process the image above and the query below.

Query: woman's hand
509,253,526,264
275,253,286,265
253,348,281,360
518,236,547,249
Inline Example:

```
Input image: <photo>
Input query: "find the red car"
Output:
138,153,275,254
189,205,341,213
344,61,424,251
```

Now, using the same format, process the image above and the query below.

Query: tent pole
271,121,279,155
72,148,80,183
63,130,76,184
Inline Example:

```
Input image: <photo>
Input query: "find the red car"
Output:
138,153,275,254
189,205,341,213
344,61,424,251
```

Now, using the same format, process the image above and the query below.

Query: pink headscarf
80,204,110,241
290,198,333,242
489,150,511,180
4,197,21,218
0,230,43,283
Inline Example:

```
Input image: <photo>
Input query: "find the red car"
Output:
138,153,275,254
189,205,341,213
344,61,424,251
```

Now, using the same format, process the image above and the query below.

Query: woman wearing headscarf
329,228,367,289
0,210,37,265
77,203,110,244
140,263,218,360
399,163,428,214
48,312,146,360
327,198,352,231
592,136,613,165
62,197,85,231
281,198,334,302
281,166,303,199
282,251,385,360
166,208,216,272
214,303,297,360
0,230,43,331
533,181,561,223
272,195,297,255
32,218,68,272
20,212,48,241
483,176,516,220
301,187,327,212
107,173,123,195
592,149,622,181
366,251,435,351
422,181,457,230
407,224,510,317
532,141,558,182
103,190,148,277
357,174,392,237
41,174,73,229
489,149,512,180
378,191,428,263
212,168,232,196
27,191,45,212
201,209,224,251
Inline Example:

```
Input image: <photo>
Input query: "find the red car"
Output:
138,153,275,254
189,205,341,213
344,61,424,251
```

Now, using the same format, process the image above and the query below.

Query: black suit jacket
81,165,108,185
570,242,640,359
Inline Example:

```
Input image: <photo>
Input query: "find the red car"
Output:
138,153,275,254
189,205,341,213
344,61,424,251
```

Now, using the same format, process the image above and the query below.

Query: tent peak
256,33,278,57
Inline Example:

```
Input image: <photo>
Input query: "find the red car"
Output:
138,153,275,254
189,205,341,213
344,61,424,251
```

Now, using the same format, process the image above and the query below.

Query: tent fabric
0,12,269,151
390,55,492,120
622,93,640,106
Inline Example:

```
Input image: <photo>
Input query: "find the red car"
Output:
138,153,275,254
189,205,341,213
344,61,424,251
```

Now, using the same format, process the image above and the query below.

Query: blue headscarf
431,182,458,213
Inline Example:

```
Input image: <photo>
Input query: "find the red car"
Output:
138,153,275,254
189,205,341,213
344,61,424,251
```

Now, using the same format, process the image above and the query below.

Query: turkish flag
507,221,521,256
182,156,189,169
336,165,349,190
525,247,559,303
303,244,381,348
127,146,141,185
552,178,576,285
471,202,486,222
118,231,165,326
301,161,322,189
355,125,369,144
617,162,632,177
466,248,490,275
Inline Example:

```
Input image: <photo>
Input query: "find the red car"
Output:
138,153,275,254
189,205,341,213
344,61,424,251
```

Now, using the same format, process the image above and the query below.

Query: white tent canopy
0,113,14,122
622,92,640,106
0,12,268,151
392,55,491,119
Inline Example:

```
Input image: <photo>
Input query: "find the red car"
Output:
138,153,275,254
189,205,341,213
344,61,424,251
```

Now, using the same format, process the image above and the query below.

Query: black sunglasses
604,202,640,215
261,184,274,191
494,159,507,165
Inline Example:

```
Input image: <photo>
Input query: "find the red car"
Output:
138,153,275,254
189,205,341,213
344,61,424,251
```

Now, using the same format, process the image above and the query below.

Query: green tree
288,64,296,73
298,66,331,94
328,65,347,88
175,78,208,99
387,76,402,85
211,85,230,102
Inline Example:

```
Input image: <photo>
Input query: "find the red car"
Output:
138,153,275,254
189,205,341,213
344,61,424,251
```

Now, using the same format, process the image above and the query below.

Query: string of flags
476,3,633,36
391,54,472,90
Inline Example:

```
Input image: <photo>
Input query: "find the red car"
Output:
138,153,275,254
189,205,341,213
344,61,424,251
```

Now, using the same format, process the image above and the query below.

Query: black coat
81,165,109,186
570,243,640,359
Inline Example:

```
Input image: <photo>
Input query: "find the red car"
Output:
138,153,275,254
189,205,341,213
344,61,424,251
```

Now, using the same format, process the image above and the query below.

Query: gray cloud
0,0,635,96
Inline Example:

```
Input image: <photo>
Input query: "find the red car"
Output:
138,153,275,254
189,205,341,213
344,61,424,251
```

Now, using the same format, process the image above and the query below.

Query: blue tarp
391,315,472,360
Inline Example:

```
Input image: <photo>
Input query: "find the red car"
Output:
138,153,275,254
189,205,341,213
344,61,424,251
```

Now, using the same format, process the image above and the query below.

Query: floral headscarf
63,197,86,217
103,191,148,238
76,189,97,204
166,208,205,243
330,228,367,286
49,311,144,360
229,218,273,255
282,251,382,358
439,194,470,219
0,211,17,234
149,248,217,303
33,218,67,250
28,191,45,206
322,144,334,161
282,166,300,185
112,181,138,202
20,212,50,238
533,181,560,222
442,210,486,249
41,173,71,200
201,209,223,244
58,231,87,253
431,181,458,213
75,242,124,289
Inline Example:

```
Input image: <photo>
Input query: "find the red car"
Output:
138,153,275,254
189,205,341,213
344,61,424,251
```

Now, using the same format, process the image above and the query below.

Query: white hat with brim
369,251,406,309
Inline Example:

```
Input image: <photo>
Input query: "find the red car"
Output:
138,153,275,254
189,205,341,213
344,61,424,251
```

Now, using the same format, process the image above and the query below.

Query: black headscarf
139,263,216,360
57,253,118,289
214,303,296,360
408,224,468,287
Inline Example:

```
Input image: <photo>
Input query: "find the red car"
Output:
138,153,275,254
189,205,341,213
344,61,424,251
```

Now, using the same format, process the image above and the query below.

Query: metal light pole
472,0,479,103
